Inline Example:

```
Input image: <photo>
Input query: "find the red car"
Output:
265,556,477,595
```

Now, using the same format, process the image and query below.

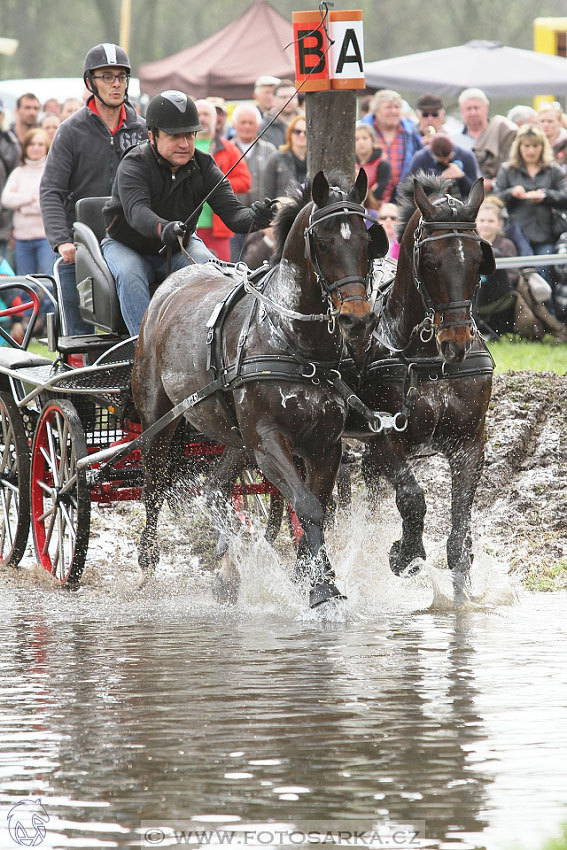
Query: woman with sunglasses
263,114,307,199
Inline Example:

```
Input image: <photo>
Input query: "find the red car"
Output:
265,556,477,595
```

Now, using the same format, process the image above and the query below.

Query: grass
486,336,567,374
524,559,567,593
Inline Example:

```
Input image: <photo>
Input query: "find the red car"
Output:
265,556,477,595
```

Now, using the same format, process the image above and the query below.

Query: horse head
302,170,388,369
410,176,495,363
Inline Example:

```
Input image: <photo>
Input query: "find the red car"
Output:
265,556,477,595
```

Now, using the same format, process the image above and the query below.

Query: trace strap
97,359,395,477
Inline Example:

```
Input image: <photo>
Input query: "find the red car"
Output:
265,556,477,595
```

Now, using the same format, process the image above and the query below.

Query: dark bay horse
348,175,496,602
132,170,388,607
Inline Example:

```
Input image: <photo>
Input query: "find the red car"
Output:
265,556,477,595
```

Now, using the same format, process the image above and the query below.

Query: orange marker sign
292,9,365,92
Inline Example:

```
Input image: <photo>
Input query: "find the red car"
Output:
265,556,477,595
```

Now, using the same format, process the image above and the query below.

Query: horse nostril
339,312,376,333
440,338,467,363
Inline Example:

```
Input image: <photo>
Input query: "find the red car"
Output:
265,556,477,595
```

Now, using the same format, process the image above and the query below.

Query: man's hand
443,162,464,180
160,220,187,246
58,242,75,263
251,198,277,229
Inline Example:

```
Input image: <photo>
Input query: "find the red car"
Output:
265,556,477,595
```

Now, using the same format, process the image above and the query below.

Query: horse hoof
452,571,472,606
213,569,240,605
137,570,151,590
399,558,425,579
309,579,346,608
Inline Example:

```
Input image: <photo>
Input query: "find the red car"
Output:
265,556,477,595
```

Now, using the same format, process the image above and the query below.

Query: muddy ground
474,371,567,589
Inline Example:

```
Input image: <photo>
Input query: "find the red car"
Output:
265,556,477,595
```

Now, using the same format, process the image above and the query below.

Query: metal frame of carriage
0,198,300,588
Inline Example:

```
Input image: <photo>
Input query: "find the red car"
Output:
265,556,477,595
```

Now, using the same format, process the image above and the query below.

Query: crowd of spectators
1,65,567,342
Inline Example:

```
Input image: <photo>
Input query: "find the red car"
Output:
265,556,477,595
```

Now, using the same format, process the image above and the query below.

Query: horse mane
271,171,354,264
272,182,311,264
395,171,455,241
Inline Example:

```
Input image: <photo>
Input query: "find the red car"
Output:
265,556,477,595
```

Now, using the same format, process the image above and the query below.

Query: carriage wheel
30,400,91,586
0,392,31,567
231,469,284,543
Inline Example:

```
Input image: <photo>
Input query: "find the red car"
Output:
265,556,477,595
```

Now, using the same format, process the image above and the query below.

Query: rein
243,196,376,332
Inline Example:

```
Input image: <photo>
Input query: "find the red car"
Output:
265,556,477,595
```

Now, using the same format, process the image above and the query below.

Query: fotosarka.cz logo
140,820,426,847
7,798,50,847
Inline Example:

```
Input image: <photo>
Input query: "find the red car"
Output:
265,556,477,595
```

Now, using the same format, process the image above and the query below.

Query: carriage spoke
0,393,30,567
31,401,90,586
0,490,14,548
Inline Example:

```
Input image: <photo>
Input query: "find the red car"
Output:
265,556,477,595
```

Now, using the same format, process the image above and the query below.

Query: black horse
132,170,388,607
348,175,496,602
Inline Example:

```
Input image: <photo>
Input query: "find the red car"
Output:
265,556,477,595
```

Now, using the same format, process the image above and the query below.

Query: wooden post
305,90,357,183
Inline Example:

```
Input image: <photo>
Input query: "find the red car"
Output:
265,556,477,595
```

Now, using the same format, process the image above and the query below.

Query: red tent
138,0,295,100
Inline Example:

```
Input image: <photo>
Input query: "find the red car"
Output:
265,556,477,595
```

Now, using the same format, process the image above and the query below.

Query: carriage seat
74,196,127,334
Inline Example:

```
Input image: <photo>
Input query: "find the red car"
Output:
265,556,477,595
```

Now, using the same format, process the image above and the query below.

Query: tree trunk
305,90,356,183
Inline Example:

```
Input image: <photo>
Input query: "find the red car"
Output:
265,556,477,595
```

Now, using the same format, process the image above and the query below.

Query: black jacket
494,161,567,244
103,142,258,255
40,98,147,251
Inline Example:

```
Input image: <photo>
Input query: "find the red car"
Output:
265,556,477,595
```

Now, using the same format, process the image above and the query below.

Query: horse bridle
412,195,488,339
304,197,377,308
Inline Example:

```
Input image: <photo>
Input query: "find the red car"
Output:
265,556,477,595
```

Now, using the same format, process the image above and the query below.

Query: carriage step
0,348,53,369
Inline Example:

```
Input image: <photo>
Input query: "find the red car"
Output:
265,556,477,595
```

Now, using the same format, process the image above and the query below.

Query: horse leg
138,422,179,585
296,441,346,606
446,441,485,604
254,433,344,607
363,440,427,576
206,446,250,605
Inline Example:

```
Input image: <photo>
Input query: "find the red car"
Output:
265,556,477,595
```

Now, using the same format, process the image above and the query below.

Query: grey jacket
494,161,567,244
234,138,276,205
0,129,19,242
40,97,147,251
263,150,306,199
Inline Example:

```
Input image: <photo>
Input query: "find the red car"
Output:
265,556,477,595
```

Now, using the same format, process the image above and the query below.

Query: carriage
0,171,495,606
0,197,293,589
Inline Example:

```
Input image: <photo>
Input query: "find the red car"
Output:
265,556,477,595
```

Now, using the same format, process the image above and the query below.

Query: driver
40,43,147,335
101,90,275,336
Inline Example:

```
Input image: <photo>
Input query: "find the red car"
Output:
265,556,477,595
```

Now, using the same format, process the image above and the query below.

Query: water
0,498,566,850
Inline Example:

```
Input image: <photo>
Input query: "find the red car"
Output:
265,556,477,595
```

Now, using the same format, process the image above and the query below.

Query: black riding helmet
83,43,131,106
145,91,202,135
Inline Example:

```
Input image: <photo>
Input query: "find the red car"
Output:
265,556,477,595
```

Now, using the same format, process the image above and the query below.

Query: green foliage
487,337,567,375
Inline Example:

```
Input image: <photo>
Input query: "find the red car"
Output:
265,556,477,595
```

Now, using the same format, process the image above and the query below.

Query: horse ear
414,179,436,219
349,168,368,205
312,171,329,207
465,177,485,216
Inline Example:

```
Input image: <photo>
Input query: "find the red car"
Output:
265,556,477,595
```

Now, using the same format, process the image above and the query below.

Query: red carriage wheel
0,391,31,567
30,400,91,586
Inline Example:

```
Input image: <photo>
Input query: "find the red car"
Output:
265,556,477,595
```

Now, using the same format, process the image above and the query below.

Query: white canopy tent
364,40,567,99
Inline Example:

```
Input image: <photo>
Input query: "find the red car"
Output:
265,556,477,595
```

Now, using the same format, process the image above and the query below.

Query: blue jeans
14,238,56,277
101,234,215,336
56,260,93,336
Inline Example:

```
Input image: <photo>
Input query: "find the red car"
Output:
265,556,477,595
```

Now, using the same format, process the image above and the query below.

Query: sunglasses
379,215,398,221
420,110,440,118
292,128,307,136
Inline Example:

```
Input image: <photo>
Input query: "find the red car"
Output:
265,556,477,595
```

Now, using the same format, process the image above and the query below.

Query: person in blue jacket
406,133,481,200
